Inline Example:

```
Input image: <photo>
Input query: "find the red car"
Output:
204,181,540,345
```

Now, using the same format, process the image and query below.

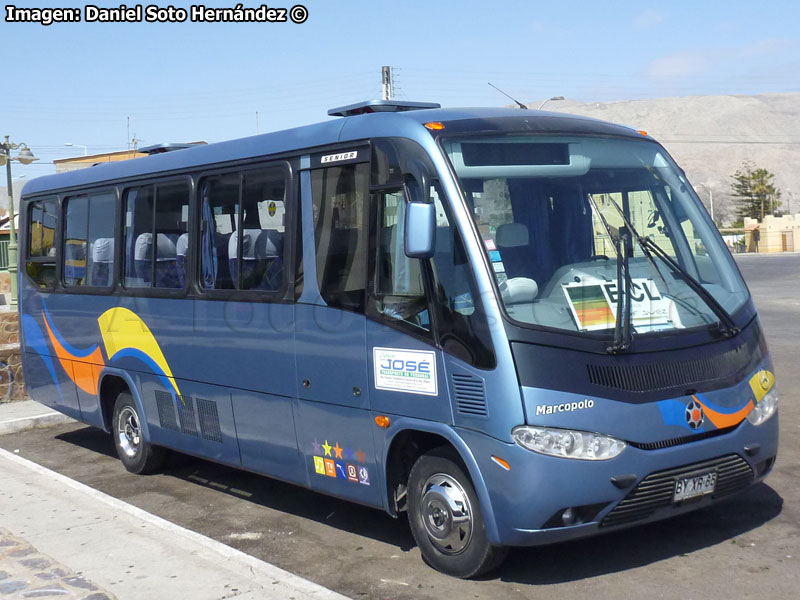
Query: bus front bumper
458,413,779,547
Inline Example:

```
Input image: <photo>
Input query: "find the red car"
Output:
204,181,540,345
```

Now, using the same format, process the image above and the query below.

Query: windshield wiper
586,194,632,353
604,196,739,338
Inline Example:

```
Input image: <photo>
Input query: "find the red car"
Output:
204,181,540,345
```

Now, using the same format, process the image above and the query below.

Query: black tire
112,391,165,474
407,447,508,578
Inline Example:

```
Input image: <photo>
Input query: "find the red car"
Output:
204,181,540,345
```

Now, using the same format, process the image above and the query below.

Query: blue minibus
19,100,779,577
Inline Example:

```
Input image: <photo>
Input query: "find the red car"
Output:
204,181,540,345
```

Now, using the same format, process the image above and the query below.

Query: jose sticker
373,348,438,396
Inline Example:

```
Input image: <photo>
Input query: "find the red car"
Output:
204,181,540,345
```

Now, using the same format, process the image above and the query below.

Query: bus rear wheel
407,447,507,578
112,391,165,474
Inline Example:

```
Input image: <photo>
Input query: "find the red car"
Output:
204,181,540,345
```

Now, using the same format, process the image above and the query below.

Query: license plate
673,470,717,502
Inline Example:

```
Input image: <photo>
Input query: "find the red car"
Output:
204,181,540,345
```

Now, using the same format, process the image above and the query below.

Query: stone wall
0,310,26,402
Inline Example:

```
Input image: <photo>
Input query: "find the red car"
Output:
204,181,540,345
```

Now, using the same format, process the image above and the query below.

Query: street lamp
538,96,565,110
64,142,88,156
1,136,39,308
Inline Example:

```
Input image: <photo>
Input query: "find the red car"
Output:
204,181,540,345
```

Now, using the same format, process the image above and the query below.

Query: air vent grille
196,398,223,443
155,390,179,431
588,335,760,393
176,395,199,437
453,373,488,417
628,425,737,451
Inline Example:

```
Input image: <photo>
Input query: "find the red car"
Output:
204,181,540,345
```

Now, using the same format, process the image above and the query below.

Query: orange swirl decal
692,395,754,429
42,311,105,395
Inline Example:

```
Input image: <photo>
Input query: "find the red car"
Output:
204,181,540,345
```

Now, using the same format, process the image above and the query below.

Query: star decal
322,440,332,457
333,442,343,459
356,448,366,463
311,439,321,454
344,447,353,460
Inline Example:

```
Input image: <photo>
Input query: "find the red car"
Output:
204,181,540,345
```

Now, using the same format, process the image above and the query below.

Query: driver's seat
496,223,537,281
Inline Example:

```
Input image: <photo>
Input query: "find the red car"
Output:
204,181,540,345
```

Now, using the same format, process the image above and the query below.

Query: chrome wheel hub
117,406,141,459
420,473,473,554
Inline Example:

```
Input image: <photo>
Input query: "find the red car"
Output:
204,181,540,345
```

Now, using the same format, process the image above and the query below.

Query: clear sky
3,0,798,180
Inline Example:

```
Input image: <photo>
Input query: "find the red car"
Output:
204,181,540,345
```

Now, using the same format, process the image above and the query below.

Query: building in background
744,214,800,253
54,150,149,173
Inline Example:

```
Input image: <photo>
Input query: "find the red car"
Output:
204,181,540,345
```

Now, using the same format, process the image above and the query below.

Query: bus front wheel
112,391,165,474
407,447,507,578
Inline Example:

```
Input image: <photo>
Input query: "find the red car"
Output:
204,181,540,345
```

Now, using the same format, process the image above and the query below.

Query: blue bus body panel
366,320,451,423
295,399,382,507
232,388,302,484
294,305,369,409
21,308,82,420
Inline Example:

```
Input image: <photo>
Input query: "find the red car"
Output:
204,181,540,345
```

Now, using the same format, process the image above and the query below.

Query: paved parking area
1,253,798,599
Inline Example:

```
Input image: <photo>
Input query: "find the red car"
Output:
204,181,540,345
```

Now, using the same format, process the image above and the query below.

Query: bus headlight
747,388,779,426
512,426,626,460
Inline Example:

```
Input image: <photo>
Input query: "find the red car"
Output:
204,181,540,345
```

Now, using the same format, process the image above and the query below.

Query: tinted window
124,186,154,288
238,169,286,290
155,182,190,289
430,187,496,368
201,173,239,289
124,181,190,289
27,198,58,288
372,189,431,334
312,163,369,312
63,192,116,287
200,166,287,291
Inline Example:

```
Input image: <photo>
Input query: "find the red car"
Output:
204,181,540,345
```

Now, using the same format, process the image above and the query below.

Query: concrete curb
0,447,351,599
0,410,75,436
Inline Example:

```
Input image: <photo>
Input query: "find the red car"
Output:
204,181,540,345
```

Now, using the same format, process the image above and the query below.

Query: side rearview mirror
405,201,436,259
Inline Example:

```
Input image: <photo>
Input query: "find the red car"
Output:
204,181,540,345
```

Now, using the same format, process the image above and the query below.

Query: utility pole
709,189,714,223
381,66,392,100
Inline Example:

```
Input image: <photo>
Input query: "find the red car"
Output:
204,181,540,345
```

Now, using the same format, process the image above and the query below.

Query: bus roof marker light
424,122,445,131
374,415,391,428
637,130,648,136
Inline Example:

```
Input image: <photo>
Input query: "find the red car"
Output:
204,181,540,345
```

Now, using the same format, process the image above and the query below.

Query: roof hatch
137,142,207,155
328,99,441,117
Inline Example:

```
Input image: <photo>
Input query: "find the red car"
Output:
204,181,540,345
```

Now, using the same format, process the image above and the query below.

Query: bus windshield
443,134,749,337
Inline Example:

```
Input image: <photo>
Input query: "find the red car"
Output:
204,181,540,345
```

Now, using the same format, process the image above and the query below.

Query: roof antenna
488,82,528,110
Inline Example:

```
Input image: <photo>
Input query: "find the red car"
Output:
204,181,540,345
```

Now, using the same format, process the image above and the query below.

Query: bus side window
238,168,287,291
63,192,116,288
124,182,189,289
371,189,431,334
26,198,58,288
124,186,154,288
154,181,190,289
311,163,369,312
429,189,496,369
200,173,239,290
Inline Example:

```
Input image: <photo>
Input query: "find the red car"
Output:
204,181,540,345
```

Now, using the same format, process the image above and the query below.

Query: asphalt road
2,253,798,600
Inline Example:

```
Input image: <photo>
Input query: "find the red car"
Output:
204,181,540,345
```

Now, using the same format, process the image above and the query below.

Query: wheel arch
97,368,149,438
382,418,500,544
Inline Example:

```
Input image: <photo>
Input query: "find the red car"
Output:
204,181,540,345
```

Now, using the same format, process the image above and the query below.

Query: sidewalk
0,400,75,435
0,402,350,600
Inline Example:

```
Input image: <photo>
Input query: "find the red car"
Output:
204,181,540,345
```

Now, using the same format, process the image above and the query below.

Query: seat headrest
176,233,189,257
229,229,283,260
135,233,178,260
92,238,114,263
496,223,529,248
